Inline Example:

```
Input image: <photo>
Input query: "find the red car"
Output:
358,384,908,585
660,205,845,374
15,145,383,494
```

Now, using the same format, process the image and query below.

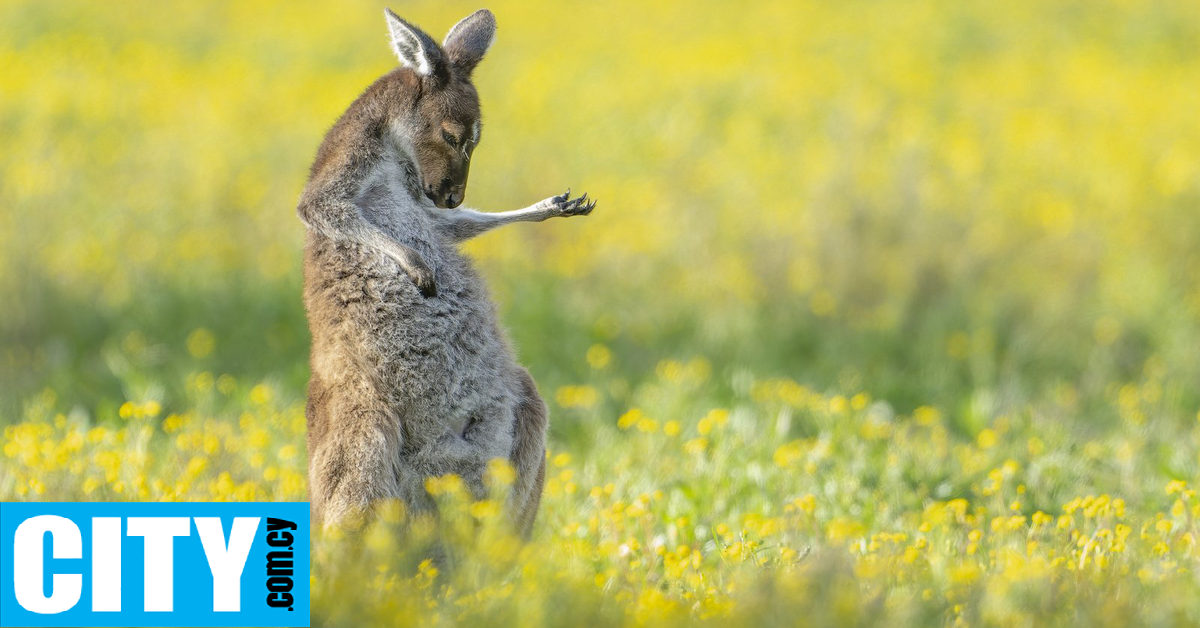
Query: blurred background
4,1,1200,625
3,0,1198,429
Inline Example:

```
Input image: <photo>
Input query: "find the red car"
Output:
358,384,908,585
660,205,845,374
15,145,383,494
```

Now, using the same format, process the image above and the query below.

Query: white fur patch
384,9,432,76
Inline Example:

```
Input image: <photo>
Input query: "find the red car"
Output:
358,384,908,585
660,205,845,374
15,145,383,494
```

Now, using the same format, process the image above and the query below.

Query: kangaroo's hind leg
307,378,412,530
508,368,549,538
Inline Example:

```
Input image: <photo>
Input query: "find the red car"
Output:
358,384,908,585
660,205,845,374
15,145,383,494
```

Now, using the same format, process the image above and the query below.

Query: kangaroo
299,8,595,535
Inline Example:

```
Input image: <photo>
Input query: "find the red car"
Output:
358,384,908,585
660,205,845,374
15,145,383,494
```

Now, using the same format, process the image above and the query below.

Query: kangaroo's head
385,8,495,209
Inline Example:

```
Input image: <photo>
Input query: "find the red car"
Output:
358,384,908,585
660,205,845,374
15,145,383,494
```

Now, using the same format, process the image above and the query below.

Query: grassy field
3,0,1200,625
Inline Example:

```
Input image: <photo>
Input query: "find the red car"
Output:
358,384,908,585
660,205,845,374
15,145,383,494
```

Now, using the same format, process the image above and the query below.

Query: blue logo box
0,502,309,627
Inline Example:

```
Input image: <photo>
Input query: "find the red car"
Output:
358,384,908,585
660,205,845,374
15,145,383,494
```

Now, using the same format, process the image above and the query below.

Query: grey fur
443,9,497,75
299,9,594,536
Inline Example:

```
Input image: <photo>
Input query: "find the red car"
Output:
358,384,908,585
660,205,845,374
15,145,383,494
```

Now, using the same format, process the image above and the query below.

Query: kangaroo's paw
405,260,438,298
541,188,597,217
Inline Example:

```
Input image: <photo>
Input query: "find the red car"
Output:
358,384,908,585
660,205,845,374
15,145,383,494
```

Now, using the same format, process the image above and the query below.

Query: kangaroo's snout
426,178,466,209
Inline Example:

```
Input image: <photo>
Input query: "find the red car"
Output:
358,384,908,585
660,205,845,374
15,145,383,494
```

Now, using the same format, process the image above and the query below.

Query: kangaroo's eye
441,130,458,146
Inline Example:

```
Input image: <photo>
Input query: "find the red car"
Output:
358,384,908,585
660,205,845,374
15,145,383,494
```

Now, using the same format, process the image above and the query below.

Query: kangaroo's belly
303,233,518,437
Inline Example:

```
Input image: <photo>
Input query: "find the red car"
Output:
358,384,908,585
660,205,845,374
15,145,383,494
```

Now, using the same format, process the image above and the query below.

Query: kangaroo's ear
442,9,496,75
384,8,443,76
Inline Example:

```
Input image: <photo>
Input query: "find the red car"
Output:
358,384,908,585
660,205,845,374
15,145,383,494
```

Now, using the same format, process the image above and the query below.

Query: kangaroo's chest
348,204,510,404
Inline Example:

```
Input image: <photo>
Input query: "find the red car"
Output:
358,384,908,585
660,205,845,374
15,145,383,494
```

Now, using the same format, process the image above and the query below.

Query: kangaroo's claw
550,188,572,204
540,189,597,217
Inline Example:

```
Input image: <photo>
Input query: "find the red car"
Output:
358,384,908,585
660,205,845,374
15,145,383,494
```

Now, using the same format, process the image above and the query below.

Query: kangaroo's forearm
299,198,417,265
434,191,595,242
298,178,438,295
297,140,411,258
436,206,557,242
